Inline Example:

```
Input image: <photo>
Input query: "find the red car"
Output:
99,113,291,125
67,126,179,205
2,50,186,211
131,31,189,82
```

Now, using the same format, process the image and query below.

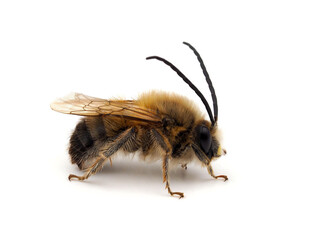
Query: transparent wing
50,93,161,122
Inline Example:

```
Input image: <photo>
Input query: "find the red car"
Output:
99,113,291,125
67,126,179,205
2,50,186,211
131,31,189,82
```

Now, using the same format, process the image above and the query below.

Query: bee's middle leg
163,154,184,199
151,129,184,198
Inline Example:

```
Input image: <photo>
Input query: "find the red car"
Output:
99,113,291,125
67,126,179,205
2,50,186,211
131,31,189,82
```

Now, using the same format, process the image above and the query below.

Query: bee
51,42,227,198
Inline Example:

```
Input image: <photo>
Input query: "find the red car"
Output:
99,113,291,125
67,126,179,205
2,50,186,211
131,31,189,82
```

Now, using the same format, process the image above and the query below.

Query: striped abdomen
69,116,148,170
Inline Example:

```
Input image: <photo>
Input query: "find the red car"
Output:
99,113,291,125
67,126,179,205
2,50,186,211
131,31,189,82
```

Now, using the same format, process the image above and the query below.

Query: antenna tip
146,56,155,60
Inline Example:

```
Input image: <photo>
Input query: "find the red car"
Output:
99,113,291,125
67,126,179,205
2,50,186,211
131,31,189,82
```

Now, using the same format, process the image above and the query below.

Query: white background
1,1,308,239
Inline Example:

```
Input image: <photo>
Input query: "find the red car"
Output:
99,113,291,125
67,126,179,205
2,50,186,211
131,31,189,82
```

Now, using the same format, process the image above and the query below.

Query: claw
68,174,86,181
170,191,184,199
167,185,184,198
215,175,228,182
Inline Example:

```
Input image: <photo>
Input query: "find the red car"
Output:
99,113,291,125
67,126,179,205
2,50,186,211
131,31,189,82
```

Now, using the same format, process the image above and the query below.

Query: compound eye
199,126,212,154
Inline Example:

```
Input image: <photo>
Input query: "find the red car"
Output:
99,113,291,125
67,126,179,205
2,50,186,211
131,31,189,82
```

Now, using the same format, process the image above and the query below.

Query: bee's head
146,41,225,163
195,123,226,163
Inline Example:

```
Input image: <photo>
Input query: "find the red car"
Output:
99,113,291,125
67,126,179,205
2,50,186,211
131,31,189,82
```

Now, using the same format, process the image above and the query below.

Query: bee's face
195,124,226,162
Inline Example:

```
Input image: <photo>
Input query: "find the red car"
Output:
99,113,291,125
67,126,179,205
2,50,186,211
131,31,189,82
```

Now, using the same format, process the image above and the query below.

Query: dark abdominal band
69,117,106,169
69,119,93,168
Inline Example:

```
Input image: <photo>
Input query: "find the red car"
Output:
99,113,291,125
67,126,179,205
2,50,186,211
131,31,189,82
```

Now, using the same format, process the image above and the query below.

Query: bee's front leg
206,164,228,181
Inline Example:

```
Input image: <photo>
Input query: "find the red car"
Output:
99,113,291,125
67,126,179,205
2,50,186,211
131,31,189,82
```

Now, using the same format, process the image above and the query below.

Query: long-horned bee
51,42,227,198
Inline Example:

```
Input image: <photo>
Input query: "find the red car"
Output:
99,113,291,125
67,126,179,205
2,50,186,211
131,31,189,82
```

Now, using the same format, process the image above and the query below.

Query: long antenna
146,55,215,125
183,42,218,122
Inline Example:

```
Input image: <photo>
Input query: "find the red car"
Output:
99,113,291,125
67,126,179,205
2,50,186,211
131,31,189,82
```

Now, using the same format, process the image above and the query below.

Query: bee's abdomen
69,117,106,169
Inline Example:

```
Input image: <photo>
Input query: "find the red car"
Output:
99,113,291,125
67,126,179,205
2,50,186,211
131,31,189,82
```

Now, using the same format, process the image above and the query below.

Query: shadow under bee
68,153,215,192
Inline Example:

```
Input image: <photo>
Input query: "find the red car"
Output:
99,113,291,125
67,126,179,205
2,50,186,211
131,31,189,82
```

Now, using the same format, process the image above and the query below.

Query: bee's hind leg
69,127,137,181
206,164,228,181
68,157,108,181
